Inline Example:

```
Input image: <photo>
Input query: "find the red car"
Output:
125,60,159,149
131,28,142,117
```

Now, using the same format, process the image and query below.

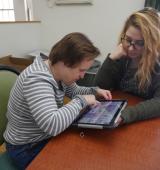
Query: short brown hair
49,32,100,67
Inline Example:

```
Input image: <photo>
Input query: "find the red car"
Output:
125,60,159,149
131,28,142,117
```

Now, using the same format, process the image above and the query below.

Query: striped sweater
4,56,96,145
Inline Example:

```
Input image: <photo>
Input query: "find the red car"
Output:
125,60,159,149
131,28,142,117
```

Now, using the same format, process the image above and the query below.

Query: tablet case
72,100,127,129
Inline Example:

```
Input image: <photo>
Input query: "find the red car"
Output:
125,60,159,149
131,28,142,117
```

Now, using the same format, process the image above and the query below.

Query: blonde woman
95,7,160,124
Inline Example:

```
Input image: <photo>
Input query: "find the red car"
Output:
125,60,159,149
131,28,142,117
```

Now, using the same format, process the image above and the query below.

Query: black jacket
94,55,160,124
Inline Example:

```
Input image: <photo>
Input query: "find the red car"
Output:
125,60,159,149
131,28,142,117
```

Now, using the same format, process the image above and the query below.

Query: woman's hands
115,116,124,126
82,95,98,106
82,88,112,106
109,43,127,60
96,88,112,100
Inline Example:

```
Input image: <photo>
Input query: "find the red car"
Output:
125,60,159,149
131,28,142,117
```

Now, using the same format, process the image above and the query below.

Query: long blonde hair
119,7,160,90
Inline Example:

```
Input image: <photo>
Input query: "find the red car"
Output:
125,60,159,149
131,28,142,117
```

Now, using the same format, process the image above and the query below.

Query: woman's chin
64,81,74,86
128,54,139,59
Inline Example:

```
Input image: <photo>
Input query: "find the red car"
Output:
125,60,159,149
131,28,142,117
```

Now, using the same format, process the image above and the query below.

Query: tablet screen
77,100,125,125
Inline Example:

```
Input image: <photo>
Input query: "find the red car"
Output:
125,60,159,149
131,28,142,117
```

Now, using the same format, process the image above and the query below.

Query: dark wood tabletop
27,91,160,170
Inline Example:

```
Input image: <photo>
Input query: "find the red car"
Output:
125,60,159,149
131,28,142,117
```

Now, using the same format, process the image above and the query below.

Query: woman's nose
128,44,135,50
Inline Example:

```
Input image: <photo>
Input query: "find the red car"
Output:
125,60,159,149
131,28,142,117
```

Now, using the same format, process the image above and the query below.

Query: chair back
0,65,19,145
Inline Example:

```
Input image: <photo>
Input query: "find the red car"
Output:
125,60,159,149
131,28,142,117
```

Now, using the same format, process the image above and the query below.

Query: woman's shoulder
103,54,129,65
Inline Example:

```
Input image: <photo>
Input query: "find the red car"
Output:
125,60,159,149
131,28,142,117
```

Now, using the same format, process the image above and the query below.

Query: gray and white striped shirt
4,56,96,145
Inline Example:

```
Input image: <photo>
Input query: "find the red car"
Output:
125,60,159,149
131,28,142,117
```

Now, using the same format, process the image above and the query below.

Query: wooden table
0,55,33,72
27,91,160,170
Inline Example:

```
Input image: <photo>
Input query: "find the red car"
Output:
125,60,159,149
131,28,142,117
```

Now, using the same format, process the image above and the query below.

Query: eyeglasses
121,36,144,50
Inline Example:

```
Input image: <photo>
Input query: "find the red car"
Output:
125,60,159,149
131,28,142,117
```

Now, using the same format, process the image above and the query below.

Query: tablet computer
72,99,127,129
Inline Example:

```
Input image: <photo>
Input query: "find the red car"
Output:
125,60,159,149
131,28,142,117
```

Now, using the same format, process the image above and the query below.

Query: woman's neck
45,60,60,82
129,57,140,69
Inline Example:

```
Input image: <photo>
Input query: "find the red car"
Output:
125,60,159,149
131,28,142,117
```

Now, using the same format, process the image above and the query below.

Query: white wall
0,23,41,57
14,0,26,21
0,0,145,61
34,0,145,61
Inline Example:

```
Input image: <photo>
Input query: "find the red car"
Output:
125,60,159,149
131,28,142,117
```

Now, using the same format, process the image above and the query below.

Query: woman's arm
65,83,98,98
65,83,112,100
94,54,125,90
121,87,160,124
23,73,88,137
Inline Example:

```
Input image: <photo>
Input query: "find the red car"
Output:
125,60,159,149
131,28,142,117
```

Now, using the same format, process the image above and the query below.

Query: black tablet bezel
72,99,127,129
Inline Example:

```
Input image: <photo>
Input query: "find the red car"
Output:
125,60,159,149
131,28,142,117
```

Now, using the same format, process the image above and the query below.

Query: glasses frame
121,36,144,50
